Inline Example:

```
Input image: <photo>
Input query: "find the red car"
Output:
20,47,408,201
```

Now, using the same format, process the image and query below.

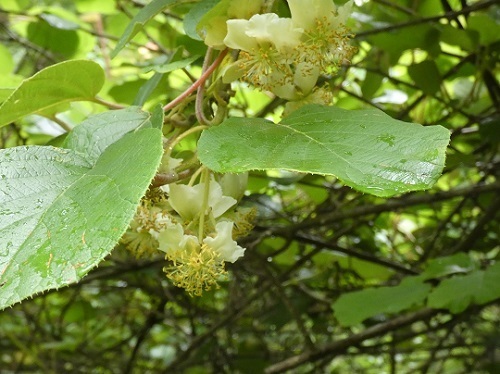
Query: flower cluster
209,0,355,107
122,174,253,296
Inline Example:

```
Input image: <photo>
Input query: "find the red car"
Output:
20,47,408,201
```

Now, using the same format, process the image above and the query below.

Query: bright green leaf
198,105,450,197
332,276,432,326
427,262,500,313
75,0,118,15
110,0,180,58
133,73,164,106
0,75,24,103
26,20,92,58
0,44,14,75
144,55,201,74
196,0,230,37
0,60,104,128
39,13,79,30
0,107,163,310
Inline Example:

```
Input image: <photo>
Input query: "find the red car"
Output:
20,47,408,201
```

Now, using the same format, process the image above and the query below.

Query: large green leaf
110,0,180,58
0,107,163,310
332,276,432,327
427,262,500,313
0,75,24,103
0,60,104,128
198,105,450,197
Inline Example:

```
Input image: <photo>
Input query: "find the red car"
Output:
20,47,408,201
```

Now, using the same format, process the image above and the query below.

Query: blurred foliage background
0,0,499,373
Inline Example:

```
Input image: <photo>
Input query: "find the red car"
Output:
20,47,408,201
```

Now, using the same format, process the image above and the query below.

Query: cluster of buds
202,0,355,107
122,171,254,296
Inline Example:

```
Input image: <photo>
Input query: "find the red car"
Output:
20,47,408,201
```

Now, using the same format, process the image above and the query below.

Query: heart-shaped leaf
198,105,450,197
0,107,163,310
0,60,104,128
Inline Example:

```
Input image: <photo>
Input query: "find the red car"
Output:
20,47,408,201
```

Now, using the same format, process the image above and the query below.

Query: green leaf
361,71,384,99
408,60,442,96
196,0,229,36
0,107,163,310
332,276,432,327
75,0,118,15
0,75,24,103
39,13,79,30
144,55,201,74
0,44,14,75
198,105,450,197
0,60,104,128
368,25,441,63
439,24,478,52
427,262,500,313
26,14,95,59
110,0,180,59
183,0,220,41
421,253,476,280
133,72,164,106
468,14,500,45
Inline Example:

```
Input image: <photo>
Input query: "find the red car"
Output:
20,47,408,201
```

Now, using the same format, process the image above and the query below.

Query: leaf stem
49,115,72,132
165,125,208,160
188,166,204,187
195,47,214,126
198,168,211,242
92,97,126,109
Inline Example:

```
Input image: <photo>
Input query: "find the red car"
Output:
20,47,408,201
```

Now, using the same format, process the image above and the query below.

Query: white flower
158,217,245,295
224,13,303,53
157,155,182,174
288,0,352,32
147,208,173,239
168,179,236,221
200,0,264,49
223,14,305,99
218,173,248,201
287,0,355,77
157,221,199,257
203,221,245,263
157,220,244,264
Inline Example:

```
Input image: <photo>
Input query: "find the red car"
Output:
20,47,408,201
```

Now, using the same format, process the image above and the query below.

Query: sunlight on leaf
198,105,450,197
0,108,163,310
0,60,104,128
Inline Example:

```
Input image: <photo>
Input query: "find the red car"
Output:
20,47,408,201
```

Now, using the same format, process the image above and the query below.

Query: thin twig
163,49,228,112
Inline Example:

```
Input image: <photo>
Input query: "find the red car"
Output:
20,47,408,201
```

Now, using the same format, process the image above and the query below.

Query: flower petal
208,180,237,217
288,0,336,31
168,183,205,221
157,221,199,256
224,13,302,52
224,19,259,51
168,180,236,221
203,221,245,263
